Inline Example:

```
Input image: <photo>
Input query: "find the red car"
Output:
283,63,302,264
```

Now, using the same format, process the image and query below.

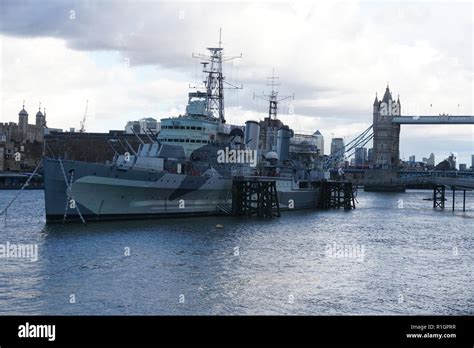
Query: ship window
190,140,195,143
179,139,184,142
173,125,179,129
180,126,185,129
191,126,196,130
185,139,189,143
186,126,190,129
173,139,179,142
196,127,202,130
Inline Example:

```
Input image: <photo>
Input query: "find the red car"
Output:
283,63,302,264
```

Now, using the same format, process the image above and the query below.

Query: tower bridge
362,85,474,191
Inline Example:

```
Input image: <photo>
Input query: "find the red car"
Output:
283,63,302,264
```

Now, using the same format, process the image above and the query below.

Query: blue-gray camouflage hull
43,159,320,222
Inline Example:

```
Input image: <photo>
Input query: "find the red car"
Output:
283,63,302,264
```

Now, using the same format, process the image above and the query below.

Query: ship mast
254,68,294,120
254,69,294,151
192,29,242,123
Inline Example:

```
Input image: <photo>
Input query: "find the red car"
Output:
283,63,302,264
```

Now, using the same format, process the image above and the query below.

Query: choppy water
0,189,473,315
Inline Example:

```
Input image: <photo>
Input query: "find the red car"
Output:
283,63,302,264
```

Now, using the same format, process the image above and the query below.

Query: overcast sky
0,0,473,165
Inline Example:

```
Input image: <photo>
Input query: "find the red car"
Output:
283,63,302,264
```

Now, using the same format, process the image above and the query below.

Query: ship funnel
244,120,260,151
277,126,293,161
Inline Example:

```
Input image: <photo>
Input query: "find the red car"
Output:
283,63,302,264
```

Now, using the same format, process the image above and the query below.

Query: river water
0,189,472,315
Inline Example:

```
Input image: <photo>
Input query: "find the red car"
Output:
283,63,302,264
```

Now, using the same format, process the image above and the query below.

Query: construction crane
79,100,88,133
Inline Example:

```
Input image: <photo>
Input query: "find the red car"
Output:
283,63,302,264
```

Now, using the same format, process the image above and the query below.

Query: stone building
0,103,46,171
371,86,401,170
365,86,405,191
0,103,46,143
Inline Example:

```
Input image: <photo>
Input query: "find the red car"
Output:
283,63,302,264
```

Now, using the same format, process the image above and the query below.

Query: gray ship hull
43,158,320,222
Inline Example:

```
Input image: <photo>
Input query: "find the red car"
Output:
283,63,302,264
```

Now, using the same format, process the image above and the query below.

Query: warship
43,37,328,222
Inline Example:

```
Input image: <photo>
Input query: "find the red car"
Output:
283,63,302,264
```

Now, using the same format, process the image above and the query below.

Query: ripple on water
0,189,473,314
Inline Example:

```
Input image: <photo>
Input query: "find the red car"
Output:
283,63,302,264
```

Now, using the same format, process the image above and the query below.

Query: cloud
0,0,472,163
0,35,188,132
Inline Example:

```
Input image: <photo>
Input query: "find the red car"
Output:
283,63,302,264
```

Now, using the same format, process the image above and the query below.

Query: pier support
463,190,466,212
452,186,456,211
319,181,356,210
433,185,445,209
232,179,280,218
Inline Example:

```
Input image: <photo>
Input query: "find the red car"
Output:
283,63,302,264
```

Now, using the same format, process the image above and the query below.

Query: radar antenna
253,68,294,120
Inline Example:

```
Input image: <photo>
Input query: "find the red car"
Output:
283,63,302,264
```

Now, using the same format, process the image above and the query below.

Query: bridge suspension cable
324,124,374,169
343,133,374,160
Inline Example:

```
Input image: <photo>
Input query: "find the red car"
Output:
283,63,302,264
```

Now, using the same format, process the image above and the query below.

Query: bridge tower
372,85,401,170
365,85,404,191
